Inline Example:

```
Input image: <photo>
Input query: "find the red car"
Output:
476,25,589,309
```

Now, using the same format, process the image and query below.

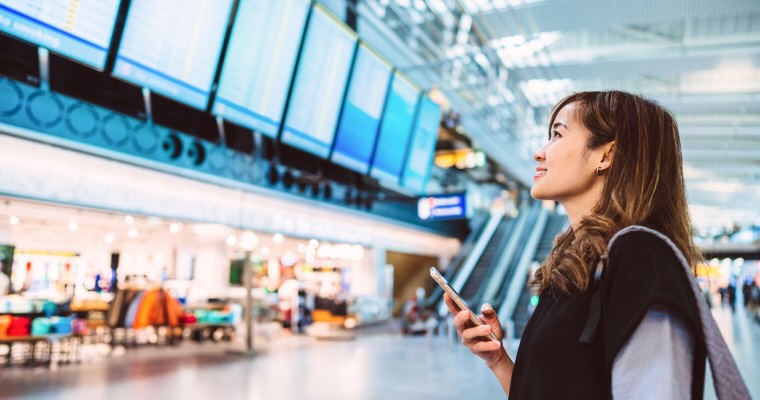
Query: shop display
0,197,395,370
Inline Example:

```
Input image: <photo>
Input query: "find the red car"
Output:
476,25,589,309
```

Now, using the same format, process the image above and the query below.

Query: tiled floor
704,303,760,400
1,306,758,400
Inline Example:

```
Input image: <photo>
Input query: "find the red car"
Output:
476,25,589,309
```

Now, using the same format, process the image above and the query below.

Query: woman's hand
444,294,508,369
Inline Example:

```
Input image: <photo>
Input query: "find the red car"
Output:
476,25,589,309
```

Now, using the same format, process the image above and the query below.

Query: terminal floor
1,306,758,400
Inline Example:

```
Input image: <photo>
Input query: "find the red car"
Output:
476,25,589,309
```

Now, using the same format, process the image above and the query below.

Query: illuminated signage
417,193,467,220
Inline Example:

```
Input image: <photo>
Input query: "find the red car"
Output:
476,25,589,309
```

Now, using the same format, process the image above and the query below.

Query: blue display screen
369,73,420,184
0,0,121,69
113,0,233,110
212,0,310,138
330,44,392,174
280,5,357,158
402,96,441,194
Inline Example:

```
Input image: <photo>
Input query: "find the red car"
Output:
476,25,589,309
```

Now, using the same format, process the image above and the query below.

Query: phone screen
430,267,499,341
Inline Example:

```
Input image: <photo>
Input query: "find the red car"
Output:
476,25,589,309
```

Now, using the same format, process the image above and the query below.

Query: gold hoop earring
596,167,603,176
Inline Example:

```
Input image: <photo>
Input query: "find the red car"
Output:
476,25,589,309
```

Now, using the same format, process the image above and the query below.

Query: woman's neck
560,185,604,230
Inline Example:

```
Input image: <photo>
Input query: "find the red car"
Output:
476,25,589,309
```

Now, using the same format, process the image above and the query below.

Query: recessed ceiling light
9,216,19,225
226,234,237,246
68,221,79,232
240,232,259,250
128,228,139,238
105,233,115,243
125,215,134,224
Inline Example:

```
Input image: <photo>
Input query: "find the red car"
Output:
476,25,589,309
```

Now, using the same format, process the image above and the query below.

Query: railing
435,209,505,316
498,206,548,338
477,203,533,306
422,210,489,309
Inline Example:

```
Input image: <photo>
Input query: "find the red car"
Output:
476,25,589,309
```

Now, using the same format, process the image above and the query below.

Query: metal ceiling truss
351,0,760,229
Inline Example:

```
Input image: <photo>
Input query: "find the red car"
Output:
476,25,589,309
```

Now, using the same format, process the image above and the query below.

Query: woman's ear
600,141,615,168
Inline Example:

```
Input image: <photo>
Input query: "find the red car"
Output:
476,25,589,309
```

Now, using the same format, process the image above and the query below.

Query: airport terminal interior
0,0,759,399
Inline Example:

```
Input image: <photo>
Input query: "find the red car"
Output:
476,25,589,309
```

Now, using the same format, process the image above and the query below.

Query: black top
509,230,706,399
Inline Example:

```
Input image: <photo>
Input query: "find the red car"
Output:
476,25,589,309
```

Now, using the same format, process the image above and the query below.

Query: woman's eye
552,131,562,139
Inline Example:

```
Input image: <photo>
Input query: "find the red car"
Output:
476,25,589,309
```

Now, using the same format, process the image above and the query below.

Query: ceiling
353,0,760,230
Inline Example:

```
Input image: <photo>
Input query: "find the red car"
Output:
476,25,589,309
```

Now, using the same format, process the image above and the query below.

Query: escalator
534,213,569,263
422,211,491,310
458,216,516,306
511,212,569,338
488,203,543,312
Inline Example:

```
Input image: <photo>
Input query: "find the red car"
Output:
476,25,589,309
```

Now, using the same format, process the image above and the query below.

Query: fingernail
481,303,493,312
480,325,491,333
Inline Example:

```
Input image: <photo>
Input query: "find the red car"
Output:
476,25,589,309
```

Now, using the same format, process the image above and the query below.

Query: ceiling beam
475,0,760,35
508,47,760,81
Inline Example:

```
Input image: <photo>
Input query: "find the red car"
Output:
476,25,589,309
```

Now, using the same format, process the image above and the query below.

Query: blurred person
750,275,760,316
401,294,421,335
0,261,9,296
718,285,728,308
697,277,713,309
727,277,737,313
742,276,753,307
445,91,746,399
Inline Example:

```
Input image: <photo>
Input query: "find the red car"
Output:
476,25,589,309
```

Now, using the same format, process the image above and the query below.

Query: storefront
0,134,462,366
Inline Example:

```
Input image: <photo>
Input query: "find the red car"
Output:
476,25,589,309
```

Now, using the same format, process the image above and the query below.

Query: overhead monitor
112,0,233,110
402,96,441,194
212,0,310,138
0,0,121,69
280,5,357,158
369,72,420,184
330,43,392,174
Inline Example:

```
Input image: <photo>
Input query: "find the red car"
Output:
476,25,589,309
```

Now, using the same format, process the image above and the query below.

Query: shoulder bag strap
593,226,751,399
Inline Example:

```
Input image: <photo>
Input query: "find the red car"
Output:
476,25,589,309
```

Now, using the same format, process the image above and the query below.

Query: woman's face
530,103,605,203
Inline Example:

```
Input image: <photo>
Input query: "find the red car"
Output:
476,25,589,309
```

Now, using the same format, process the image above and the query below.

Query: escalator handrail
498,207,549,331
461,217,516,305
444,211,490,280
533,214,569,263
478,202,535,305
422,210,490,309
435,209,505,316
498,203,543,300
491,202,543,307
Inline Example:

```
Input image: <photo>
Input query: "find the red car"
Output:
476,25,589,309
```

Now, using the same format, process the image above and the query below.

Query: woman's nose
534,145,547,161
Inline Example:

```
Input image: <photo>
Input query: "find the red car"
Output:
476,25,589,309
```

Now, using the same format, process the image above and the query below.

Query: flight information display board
212,0,310,138
280,5,357,158
0,0,121,69
113,0,233,109
402,96,441,194
369,72,420,184
330,43,392,174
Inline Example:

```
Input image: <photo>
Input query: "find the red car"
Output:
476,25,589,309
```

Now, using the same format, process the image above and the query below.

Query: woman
446,91,725,399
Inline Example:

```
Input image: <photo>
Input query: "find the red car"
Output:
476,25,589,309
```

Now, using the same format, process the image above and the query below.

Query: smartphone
430,266,499,342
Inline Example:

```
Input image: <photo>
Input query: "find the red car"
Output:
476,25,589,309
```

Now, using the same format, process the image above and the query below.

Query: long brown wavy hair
532,91,702,295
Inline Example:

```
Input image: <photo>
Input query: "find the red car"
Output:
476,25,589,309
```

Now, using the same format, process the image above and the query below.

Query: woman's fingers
469,339,502,353
443,294,461,316
461,324,491,340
